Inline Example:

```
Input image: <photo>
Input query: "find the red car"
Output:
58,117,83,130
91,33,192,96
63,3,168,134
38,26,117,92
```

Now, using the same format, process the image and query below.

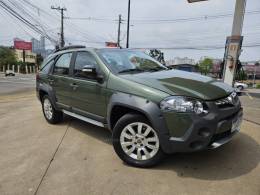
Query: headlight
160,96,206,114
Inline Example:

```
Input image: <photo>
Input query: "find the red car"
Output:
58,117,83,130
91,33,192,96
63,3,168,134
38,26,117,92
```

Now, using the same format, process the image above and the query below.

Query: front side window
74,51,98,79
98,50,167,74
41,59,54,74
53,52,72,76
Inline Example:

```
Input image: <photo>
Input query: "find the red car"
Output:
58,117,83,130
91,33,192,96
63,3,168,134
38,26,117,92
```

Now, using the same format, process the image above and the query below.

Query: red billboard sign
14,40,32,51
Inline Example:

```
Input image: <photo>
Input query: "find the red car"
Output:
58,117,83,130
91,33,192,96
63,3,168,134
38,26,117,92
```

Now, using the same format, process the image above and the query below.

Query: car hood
119,70,234,100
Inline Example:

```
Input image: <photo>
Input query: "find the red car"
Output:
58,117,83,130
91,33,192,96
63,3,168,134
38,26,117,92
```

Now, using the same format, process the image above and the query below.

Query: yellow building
15,49,37,64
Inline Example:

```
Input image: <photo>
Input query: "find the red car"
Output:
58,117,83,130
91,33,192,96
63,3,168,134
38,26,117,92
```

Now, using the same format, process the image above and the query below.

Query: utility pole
51,6,67,48
126,0,131,48
117,14,122,48
223,0,246,86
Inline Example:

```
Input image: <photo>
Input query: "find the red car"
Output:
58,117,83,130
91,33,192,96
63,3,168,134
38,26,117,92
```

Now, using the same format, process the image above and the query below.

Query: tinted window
53,53,72,76
74,52,98,79
41,59,54,74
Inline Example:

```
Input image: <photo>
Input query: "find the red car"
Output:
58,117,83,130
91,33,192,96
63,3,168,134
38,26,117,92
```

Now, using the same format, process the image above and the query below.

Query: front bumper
158,97,243,154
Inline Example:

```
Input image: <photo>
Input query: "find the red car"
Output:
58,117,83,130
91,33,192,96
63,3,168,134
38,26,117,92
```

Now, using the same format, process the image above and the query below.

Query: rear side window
53,52,72,76
41,59,54,74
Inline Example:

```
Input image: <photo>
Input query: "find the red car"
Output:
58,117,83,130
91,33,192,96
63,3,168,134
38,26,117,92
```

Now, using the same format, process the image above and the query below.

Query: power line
65,9,260,25
132,43,260,51
130,10,260,24
0,0,57,44
21,0,114,45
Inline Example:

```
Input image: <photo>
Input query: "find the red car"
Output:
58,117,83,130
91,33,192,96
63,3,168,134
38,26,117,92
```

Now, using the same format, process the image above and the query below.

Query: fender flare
107,92,170,137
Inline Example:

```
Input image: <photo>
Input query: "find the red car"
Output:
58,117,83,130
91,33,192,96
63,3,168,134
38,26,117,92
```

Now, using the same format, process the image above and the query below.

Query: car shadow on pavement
66,118,259,180
155,132,260,180
69,118,113,145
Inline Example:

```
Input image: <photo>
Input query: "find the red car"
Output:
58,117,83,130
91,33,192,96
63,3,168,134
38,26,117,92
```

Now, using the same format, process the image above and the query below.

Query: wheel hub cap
43,99,53,120
120,122,159,161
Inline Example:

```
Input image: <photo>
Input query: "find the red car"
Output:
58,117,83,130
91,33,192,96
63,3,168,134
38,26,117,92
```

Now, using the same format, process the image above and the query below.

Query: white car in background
234,82,248,90
5,70,15,77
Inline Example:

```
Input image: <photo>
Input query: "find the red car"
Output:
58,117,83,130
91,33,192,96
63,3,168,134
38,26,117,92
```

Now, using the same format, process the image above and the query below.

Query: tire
42,95,63,124
112,113,164,168
237,85,244,90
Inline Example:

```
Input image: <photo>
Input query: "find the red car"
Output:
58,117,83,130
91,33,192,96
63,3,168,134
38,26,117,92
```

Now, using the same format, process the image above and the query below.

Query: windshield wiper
145,67,168,72
118,68,145,74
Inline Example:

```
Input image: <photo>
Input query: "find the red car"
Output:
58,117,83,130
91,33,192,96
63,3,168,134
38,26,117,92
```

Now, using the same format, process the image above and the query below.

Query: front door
50,52,73,108
70,51,107,119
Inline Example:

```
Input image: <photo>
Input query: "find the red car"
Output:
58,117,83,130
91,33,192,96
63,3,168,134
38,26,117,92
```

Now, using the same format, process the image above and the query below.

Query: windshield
98,50,168,74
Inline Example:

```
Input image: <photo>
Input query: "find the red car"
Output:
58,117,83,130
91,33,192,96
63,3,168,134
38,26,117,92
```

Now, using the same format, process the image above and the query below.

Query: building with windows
31,36,46,57
15,49,36,64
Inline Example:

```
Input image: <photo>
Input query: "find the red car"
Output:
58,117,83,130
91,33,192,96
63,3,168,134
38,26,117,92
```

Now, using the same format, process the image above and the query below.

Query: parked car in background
234,82,248,90
37,46,243,167
5,70,15,76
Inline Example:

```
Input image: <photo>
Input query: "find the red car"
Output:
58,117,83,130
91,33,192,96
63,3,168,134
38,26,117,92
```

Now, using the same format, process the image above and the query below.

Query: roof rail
54,45,86,53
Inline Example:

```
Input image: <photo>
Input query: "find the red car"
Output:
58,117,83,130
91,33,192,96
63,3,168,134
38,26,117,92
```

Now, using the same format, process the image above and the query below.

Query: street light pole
223,0,246,86
126,0,131,48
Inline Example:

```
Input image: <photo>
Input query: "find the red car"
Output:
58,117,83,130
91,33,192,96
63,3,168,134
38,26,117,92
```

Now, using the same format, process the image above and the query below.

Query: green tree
198,58,213,75
0,46,17,66
235,68,247,81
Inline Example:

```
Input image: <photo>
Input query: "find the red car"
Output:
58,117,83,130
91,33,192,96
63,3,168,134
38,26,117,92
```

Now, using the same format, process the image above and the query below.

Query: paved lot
240,95,260,125
0,90,259,195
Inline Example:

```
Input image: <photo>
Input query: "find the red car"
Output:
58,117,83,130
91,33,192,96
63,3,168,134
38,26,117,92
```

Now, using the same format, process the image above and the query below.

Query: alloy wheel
43,98,53,120
120,122,159,161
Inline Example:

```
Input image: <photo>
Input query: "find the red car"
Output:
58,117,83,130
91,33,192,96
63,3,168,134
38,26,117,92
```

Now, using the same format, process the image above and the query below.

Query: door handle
70,83,78,90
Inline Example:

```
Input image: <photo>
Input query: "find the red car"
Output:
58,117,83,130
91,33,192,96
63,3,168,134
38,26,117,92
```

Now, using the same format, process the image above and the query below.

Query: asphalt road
0,89,259,195
0,73,35,95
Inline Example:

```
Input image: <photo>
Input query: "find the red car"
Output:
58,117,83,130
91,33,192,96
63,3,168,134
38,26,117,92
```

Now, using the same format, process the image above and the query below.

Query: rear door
70,51,107,119
49,52,74,109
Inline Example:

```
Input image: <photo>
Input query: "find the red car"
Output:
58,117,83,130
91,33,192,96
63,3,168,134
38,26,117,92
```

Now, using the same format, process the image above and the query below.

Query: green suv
36,46,243,167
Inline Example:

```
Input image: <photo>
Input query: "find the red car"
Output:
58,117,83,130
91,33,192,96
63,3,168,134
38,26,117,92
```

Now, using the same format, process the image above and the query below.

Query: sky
0,0,260,62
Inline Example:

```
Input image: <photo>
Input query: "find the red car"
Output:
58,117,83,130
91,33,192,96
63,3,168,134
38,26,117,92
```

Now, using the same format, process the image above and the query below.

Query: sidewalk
246,88,260,93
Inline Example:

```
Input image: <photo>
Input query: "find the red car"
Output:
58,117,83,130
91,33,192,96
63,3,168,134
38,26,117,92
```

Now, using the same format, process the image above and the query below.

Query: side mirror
82,65,96,73
96,74,104,84
81,65,104,83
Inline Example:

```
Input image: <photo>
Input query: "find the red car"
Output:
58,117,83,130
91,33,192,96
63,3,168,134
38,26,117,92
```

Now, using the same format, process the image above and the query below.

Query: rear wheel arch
39,89,48,102
38,84,58,110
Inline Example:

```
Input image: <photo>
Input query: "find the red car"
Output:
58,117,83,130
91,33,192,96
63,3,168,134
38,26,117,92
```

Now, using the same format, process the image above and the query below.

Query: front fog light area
160,96,206,114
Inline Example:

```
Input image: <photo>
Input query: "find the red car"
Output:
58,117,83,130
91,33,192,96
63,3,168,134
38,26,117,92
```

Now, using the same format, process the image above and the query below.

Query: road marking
246,92,253,100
